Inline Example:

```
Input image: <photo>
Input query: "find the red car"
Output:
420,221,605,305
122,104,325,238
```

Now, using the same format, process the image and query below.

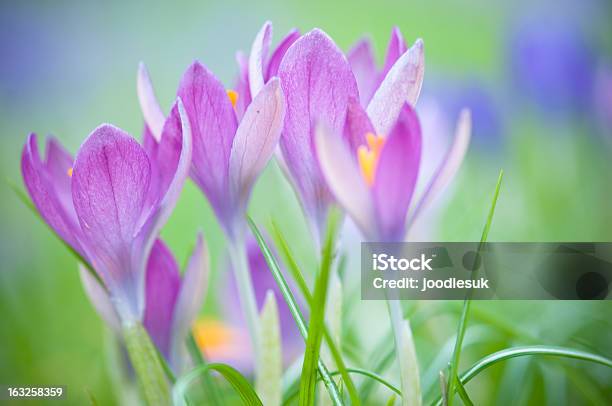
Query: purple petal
373,104,422,241
44,137,77,220
21,134,84,258
79,264,120,334
367,39,425,136
143,239,181,358
234,51,252,120
381,27,407,78
229,78,285,216
178,61,237,221
138,62,165,141
169,233,209,369
347,38,378,105
316,123,376,239
407,109,471,229
248,21,272,97
71,124,151,319
278,28,359,233
343,97,373,153
265,29,300,81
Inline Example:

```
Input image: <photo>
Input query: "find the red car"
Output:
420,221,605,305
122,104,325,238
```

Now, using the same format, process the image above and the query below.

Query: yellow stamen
192,318,234,355
226,89,239,108
67,167,73,177
358,132,385,186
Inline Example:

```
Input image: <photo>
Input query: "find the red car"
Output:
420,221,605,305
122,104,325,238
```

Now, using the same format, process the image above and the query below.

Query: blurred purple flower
21,99,192,323
81,236,208,372
509,18,596,114
277,28,424,241
200,234,304,371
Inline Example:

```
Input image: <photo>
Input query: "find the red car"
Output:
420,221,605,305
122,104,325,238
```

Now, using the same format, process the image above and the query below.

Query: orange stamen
67,167,73,177
192,318,234,354
226,89,239,108
358,132,385,186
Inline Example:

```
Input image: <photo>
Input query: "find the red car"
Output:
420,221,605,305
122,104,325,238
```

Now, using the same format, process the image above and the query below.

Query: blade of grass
299,211,339,406
248,217,343,405
283,367,403,404
446,169,503,405
434,345,612,405
454,376,473,406
173,363,263,406
271,220,360,405
186,332,222,405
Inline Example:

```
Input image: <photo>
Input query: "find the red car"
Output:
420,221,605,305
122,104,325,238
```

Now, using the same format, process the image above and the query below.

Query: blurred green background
1,0,611,404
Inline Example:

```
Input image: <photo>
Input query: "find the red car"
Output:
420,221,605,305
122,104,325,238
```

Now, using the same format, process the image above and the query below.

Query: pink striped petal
381,27,407,77
79,263,120,334
407,109,471,229
138,62,165,141
373,104,422,241
315,123,376,239
229,78,285,218
367,38,424,136
170,233,209,369
347,38,378,106
265,29,300,80
248,21,272,97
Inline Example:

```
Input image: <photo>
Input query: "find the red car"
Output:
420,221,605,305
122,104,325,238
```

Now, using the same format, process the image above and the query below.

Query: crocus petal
170,233,209,369
278,28,359,233
44,137,77,222
138,62,165,141
315,123,376,238
407,109,471,229
178,61,237,220
71,124,152,320
347,38,378,105
265,29,300,80
373,104,421,241
80,263,120,334
381,27,407,77
249,21,272,97
343,97,373,153
229,78,285,215
22,134,85,257
234,51,252,120
367,39,424,136
143,239,181,358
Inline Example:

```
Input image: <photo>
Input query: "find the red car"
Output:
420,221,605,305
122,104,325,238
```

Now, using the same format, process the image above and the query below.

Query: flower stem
229,237,261,365
123,322,170,405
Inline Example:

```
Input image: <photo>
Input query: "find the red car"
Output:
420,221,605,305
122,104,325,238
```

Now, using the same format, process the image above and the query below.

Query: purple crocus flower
21,99,192,324
234,21,299,118
277,28,424,241
315,102,471,242
81,235,208,371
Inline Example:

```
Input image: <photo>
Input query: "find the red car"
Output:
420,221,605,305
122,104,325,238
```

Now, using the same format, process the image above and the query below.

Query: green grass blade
454,376,473,406
284,367,403,404
446,169,503,405
248,217,343,406
434,345,612,405
271,220,360,405
299,211,339,406
186,332,222,405
173,363,263,406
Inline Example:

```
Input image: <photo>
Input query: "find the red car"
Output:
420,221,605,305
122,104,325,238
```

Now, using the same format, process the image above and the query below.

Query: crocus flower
277,29,424,241
81,235,208,372
21,99,192,324
234,21,299,118
315,102,470,242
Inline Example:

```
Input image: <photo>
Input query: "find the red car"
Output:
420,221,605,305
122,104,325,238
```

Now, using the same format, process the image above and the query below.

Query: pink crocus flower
21,99,192,324
276,28,424,242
